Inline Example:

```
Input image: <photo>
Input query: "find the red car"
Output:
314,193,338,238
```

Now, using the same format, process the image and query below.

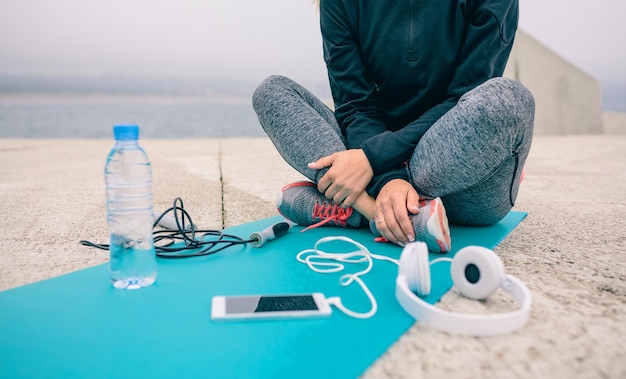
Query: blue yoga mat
0,211,526,379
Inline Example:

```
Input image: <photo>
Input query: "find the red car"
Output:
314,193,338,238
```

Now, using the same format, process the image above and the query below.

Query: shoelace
302,200,354,232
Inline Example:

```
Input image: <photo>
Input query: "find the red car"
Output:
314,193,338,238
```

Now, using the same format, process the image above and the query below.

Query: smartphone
211,293,332,320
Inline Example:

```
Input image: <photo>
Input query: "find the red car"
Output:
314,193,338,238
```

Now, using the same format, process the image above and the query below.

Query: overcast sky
0,0,624,110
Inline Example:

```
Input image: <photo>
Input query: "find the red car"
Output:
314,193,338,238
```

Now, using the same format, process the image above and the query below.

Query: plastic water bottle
105,124,157,289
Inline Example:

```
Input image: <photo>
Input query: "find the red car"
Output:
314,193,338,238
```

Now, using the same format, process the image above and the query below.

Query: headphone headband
396,273,531,336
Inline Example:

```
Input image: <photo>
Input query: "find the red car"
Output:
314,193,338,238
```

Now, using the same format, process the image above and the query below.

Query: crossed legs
252,75,534,227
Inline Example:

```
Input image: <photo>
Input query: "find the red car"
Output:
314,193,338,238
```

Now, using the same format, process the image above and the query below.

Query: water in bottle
105,124,157,289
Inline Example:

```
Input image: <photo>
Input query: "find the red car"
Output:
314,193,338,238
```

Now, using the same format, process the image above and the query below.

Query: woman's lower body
252,75,535,241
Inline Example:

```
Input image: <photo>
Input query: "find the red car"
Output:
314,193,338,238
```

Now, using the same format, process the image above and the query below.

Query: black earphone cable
80,197,256,258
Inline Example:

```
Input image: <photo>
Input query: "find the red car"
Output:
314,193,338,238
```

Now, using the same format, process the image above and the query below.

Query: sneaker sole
280,180,316,192
425,198,451,253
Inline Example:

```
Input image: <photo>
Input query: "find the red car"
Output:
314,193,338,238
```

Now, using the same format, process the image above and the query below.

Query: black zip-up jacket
320,0,518,196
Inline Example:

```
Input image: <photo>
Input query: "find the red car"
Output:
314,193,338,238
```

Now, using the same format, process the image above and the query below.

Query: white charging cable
296,236,399,319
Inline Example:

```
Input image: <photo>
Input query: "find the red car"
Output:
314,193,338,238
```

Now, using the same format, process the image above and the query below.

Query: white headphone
396,242,531,336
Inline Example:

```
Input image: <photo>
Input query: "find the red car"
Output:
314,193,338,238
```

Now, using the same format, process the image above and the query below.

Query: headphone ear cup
399,242,431,296
450,246,505,300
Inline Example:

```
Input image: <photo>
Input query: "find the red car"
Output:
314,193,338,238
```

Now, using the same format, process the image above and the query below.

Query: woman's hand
308,149,373,207
374,179,421,245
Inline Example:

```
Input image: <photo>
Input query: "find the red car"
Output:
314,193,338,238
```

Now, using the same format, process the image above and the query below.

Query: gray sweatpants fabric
252,75,534,226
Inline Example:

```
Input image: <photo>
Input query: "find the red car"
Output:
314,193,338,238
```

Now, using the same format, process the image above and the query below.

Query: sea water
0,95,264,138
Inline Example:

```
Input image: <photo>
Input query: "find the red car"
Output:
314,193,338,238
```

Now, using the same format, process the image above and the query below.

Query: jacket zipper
406,0,417,61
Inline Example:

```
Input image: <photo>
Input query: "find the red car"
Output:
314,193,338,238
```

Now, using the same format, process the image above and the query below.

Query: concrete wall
603,111,626,134
504,30,604,135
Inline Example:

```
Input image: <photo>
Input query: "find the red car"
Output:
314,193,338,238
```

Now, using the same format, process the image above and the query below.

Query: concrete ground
0,135,624,379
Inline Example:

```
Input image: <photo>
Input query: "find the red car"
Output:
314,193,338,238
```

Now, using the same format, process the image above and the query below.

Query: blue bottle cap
113,125,140,141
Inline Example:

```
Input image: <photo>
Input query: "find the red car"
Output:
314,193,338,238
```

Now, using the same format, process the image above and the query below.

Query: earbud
401,243,505,300
400,241,431,296
450,246,505,300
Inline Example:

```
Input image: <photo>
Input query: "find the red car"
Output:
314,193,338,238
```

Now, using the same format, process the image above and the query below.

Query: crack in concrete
218,140,225,230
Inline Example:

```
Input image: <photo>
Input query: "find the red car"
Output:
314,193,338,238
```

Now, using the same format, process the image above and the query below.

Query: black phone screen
225,295,318,314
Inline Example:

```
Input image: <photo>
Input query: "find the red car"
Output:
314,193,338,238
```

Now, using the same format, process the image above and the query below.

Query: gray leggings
252,75,534,226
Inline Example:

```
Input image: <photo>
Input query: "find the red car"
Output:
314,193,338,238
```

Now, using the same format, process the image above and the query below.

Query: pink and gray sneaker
276,181,363,231
370,197,451,253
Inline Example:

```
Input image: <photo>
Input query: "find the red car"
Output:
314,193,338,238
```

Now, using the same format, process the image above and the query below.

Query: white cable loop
296,236,398,319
